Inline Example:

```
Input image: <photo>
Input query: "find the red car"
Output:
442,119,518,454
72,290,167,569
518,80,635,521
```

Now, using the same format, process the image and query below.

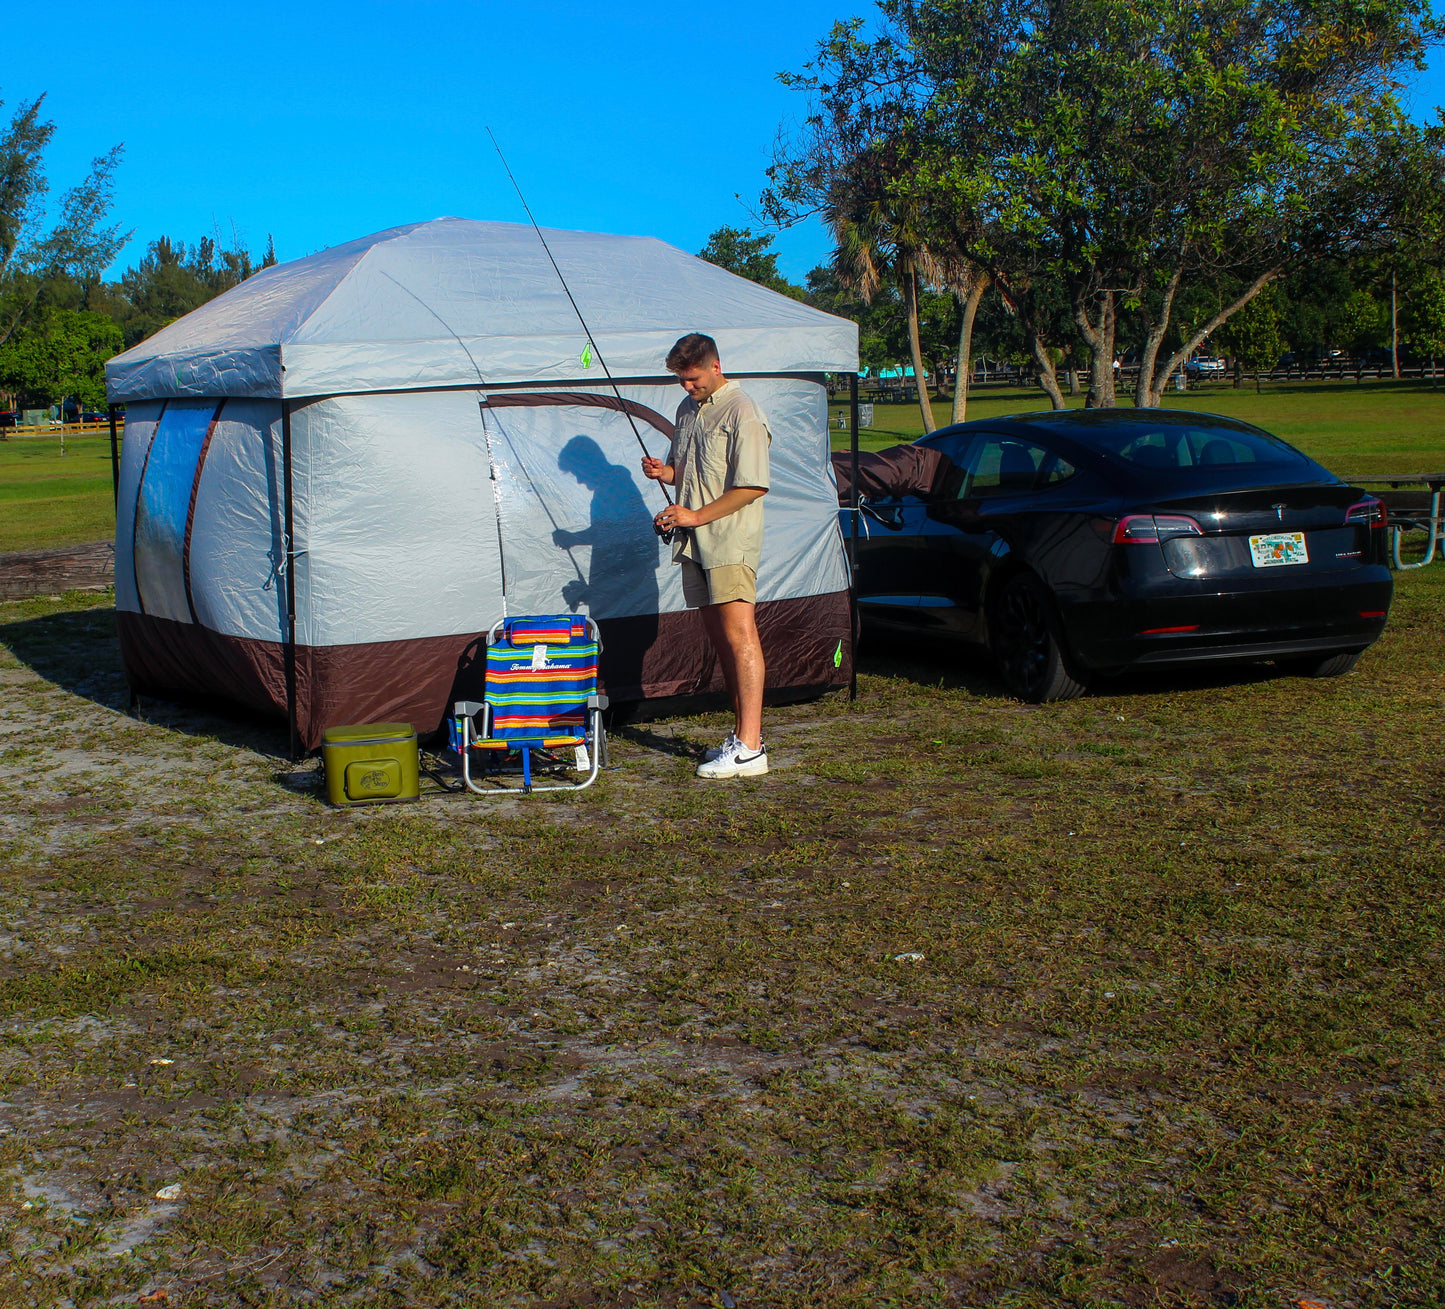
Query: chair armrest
453,700,485,718
587,693,609,711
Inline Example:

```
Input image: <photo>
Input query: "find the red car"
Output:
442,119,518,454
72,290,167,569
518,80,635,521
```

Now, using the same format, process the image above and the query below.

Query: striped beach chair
450,615,608,794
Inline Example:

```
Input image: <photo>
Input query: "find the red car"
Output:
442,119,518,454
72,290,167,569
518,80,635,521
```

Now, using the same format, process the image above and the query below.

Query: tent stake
108,405,120,507
281,399,300,760
849,373,860,703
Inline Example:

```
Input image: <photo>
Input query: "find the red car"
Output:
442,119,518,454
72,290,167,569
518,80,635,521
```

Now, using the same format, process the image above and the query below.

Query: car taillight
1112,513,1205,544
1344,496,1387,528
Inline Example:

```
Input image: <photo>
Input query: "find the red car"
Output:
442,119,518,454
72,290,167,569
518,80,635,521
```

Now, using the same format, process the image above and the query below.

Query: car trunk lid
1150,484,1367,581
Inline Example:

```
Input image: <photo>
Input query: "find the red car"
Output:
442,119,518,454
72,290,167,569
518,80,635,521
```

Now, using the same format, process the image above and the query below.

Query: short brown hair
666,332,719,372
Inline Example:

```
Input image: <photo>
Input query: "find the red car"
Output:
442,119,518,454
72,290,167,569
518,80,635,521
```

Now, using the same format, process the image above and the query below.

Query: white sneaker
696,741,768,779
703,731,740,762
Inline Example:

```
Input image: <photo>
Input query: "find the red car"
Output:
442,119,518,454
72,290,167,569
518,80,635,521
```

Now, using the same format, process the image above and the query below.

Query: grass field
1,566,1441,1305
0,435,117,553
830,378,1445,476
1,379,1443,555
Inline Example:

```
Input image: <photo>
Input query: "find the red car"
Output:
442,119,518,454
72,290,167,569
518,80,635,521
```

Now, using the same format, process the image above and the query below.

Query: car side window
1117,429,1264,468
964,436,1075,497
917,432,975,500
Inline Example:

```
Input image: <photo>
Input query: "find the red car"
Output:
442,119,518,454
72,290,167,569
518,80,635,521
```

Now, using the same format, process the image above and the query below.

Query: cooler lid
322,722,416,745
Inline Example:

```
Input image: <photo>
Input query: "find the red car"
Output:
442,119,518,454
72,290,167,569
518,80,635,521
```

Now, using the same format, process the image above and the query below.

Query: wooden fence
0,419,122,440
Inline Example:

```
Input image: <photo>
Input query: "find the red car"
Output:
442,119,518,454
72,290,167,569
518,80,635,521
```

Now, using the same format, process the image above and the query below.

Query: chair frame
452,616,609,796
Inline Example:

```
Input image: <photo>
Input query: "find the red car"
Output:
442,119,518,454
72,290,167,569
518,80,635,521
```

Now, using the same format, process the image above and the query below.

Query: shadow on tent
446,434,661,713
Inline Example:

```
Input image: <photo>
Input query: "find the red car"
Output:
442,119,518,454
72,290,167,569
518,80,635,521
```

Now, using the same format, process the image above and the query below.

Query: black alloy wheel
990,573,1088,703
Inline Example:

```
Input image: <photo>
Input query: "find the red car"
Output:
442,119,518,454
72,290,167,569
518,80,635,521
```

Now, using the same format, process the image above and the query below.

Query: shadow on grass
0,597,291,760
858,627,1295,702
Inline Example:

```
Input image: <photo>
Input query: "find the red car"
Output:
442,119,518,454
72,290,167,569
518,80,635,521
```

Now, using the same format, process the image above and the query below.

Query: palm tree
826,150,943,434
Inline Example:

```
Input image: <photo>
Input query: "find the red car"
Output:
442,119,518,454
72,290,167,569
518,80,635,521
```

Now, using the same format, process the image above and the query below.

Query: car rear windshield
1084,420,1310,472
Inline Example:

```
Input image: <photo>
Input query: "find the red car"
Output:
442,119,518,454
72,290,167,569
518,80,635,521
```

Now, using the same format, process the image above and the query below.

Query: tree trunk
1143,267,1282,406
1076,291,1117,407
950,274,988,425
1030,333,1067,410
1391,273,1400,379
904,266,936,434
1135,268,1184,409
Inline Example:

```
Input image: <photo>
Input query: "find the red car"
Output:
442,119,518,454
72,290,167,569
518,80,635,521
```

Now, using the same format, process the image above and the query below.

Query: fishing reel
654,499,686,545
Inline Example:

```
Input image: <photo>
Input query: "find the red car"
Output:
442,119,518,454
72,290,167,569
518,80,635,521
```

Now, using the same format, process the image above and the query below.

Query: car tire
1279,650,1362,679
990,573,1088,703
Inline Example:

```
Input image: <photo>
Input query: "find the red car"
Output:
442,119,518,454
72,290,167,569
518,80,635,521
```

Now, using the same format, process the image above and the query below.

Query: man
643,333,770,779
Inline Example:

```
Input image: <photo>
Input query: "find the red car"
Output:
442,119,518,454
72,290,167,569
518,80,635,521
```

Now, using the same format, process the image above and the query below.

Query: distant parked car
835,409,1393,702
0,410,17,430
1185,355,1226,377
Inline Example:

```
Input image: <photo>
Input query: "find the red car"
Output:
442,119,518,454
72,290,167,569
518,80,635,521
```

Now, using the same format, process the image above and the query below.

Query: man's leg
710,599,765,752
699,604,740,726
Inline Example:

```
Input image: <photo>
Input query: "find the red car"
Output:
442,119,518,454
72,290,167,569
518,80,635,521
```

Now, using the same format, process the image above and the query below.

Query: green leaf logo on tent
581,342,593,369
833,639,843,668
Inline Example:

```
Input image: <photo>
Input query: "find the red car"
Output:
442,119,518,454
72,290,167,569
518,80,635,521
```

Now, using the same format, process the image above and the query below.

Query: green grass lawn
831,377,1445,477
0,568,1441,1305
0,434,118,553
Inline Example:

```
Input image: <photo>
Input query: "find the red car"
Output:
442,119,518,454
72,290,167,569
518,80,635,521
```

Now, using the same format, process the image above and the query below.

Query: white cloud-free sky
9,0,1445,283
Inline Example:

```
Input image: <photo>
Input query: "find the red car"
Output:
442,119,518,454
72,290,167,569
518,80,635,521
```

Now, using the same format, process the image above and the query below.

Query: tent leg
281,399,301,760
108,405,120,508
848,373,860,703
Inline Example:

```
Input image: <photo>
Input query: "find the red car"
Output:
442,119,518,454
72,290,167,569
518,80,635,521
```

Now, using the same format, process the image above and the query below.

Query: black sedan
835,410,1392,701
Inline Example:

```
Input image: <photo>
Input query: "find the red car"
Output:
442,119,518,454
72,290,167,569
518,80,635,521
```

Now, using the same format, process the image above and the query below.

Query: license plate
1249,531,1308,567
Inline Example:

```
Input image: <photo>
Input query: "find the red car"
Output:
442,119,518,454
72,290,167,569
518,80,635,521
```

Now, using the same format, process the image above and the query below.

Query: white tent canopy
106,218,858,402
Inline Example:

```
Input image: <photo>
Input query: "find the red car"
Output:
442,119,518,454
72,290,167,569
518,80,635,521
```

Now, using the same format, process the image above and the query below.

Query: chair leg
522,746,532,792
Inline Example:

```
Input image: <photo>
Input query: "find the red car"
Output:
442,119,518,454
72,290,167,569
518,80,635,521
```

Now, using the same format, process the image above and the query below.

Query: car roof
920,408,1271,440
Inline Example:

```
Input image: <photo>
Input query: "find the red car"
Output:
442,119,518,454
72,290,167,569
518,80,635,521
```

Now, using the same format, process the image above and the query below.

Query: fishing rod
486,128,682,542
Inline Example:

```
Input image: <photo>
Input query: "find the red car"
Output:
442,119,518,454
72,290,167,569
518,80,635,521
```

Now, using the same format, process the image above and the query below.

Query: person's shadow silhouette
553,435,660,703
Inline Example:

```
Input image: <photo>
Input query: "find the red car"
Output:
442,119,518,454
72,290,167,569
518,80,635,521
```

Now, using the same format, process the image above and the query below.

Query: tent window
134,400,223,621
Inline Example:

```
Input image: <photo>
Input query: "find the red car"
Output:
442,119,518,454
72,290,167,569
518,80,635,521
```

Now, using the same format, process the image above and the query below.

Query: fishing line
485,127,680,529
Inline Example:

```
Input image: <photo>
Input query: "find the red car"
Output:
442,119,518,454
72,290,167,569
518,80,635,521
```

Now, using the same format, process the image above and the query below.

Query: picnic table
1340,473,1445,570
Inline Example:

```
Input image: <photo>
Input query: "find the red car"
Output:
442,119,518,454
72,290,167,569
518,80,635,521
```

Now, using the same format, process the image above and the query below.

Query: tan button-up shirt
670,379,771,571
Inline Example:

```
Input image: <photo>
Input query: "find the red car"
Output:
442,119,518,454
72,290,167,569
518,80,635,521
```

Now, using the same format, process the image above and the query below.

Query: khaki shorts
680,561,757,608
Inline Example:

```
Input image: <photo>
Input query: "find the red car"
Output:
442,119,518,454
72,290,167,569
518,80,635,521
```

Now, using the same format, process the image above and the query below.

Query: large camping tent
106,218,859,749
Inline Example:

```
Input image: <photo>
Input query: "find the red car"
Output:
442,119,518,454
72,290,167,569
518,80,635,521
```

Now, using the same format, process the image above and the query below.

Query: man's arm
656,485,765,531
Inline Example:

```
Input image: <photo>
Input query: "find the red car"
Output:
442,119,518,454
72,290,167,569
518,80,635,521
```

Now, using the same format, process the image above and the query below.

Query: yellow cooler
322,723,420,807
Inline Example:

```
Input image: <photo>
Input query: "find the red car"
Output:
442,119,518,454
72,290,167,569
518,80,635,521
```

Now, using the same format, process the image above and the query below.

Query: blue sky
9,0,1445,285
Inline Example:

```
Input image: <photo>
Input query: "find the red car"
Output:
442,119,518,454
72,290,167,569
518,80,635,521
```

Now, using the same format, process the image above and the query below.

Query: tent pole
848,373,860,703
108,405,120,507
281,399,300,761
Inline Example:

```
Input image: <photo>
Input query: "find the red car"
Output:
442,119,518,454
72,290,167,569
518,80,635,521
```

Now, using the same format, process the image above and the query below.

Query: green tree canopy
1216,286,1286,391
120,233,277,346
0,89,129,351
697,227,805,300
767,0,1445,406
0,308,122,409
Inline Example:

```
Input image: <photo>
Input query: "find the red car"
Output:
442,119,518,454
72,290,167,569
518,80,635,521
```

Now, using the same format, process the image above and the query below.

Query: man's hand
655,504,702,533
641,456,675,485
654,487,765,535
